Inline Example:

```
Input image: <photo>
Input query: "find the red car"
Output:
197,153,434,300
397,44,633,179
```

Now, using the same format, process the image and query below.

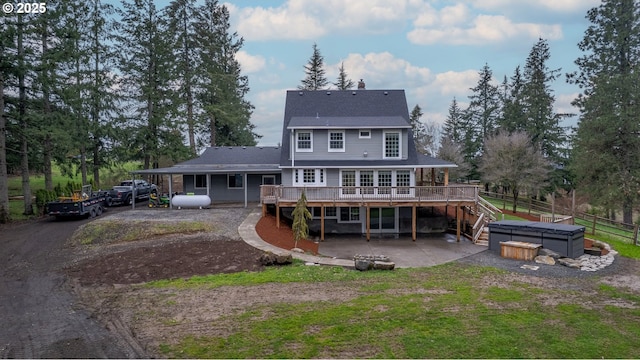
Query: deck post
456,205,461,242
431,168,435,186
444,168,449,186
320,204,325,241
412,205,417,241
366,205,371,241
276,204,280,229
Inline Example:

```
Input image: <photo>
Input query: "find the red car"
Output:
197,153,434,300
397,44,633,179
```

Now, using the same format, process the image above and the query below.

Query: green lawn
152,261,640,359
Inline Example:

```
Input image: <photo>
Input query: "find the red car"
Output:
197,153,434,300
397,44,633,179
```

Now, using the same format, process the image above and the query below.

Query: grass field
151,260,640,359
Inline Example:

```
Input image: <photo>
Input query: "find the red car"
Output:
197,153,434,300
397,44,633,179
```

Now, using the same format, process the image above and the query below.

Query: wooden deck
260,185,479,207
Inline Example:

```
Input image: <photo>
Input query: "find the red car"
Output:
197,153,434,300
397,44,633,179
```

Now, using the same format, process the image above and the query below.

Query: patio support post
169,174,173,209
431,168,435,186
276,204,280,229
456,204,461,242
320,204,325,241
262,204,266,217
244,173,248,208
444,168,449,186
412,205,417,241
131,174,135,210
366,205,371,241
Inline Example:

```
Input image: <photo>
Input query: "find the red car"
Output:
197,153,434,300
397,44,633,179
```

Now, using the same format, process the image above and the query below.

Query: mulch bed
255,214,319,254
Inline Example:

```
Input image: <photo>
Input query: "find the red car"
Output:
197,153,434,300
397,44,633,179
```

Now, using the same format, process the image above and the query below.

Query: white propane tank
171,194,212,209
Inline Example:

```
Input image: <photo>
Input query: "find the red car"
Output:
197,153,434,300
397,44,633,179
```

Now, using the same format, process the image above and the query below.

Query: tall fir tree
442,97,464,143
116,0,186,170
466,63,500,146
194,0,259,148
333,62,355,90
0,11,15,222
521,38,567,164
299,43,328,90
568,0,640,224
168,0,200,156
498,66,526,133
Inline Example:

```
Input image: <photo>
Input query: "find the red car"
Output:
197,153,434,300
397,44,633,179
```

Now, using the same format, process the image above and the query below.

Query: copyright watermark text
3,2,47,14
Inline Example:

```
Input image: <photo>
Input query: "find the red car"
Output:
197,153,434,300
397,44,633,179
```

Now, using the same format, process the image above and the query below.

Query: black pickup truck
106,180,158,206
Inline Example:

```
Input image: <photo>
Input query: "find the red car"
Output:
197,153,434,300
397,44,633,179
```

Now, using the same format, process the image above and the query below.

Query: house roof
131,146,281,174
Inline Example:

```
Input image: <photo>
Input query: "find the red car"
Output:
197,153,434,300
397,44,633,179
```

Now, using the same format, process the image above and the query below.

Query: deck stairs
469,196,503,246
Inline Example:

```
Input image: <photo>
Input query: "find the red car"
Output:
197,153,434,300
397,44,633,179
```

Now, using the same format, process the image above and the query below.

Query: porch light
363,151,368,157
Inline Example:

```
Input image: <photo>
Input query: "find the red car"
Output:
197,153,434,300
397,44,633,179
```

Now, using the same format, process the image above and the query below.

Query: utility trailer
46,185,110,219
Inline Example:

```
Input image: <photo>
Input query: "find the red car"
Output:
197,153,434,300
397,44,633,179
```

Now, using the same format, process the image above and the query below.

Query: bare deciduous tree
437,137,470,181
479,131,550,212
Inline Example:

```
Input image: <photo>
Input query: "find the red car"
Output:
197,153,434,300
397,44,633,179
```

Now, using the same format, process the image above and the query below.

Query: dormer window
328,130,345,152
383,131,401,158
296,131,313,152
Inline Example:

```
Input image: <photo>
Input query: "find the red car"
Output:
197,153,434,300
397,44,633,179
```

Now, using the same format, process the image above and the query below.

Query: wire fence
480,191,639,245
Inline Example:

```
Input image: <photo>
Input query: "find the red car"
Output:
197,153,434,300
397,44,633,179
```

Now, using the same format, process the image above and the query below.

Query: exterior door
367,208,397,232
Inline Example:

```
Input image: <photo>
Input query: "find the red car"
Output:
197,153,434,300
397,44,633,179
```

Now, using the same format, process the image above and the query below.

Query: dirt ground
2,205,639,358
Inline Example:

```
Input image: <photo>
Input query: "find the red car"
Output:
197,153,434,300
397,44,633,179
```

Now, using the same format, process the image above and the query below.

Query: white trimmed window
339,207,360,222
292,169,326,186
341,170,356,194
328,130,345,152
296,131,313,152
227,174,244,189
195,174,207,189
396,170,411,194
383,131,401,158
359,129,371,139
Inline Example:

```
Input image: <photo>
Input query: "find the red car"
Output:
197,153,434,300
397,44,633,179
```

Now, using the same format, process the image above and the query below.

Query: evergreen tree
498,66,526,133
0,12,15,222
299,43,328,90
466,63,500,147
291,190,311,249
409,104,438,156
168,0,200,156
442,97,464,143
333,62,354,90
116,0,187,170
521,38,566,163
194,0,259,148
568,0,640,224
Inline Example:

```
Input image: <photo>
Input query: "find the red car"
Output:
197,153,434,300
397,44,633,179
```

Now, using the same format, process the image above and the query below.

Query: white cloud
432,70,479,96
408,14,563,45
331,52,432,90
236,51,266,74
471,0,600,13
252,89,288,146
230,0,423,41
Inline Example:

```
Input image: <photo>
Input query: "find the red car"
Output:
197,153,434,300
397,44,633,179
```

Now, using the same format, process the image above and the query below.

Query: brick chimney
357,79,365,89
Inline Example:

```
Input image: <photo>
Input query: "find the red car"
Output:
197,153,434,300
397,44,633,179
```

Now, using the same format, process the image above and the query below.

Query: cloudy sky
212,0,600,146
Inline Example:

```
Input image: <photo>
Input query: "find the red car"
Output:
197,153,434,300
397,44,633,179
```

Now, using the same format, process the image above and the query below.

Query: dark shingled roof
131,146,281,174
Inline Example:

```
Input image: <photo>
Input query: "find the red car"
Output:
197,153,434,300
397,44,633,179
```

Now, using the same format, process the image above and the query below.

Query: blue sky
175,0,601,146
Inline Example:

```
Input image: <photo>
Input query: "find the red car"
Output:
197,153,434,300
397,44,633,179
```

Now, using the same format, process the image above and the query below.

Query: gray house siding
183,173,280,203
291,129,408,161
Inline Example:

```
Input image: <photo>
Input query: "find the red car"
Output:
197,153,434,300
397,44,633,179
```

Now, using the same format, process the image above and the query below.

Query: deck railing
260,185,478,204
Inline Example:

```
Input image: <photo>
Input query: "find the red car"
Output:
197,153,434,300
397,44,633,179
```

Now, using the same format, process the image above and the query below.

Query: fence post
591,214,597,235
633,224,639,246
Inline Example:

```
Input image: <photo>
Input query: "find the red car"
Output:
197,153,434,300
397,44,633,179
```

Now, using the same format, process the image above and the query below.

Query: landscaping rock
538,248,561,259
373,261,395,270
535,255,556,265
557,257,581,269
259,251,293,266
354,259,373,271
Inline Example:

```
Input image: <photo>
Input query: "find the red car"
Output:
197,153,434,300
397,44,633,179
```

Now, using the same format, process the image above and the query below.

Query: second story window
384,131,400,158
328,130,345,152
296,131,312,152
